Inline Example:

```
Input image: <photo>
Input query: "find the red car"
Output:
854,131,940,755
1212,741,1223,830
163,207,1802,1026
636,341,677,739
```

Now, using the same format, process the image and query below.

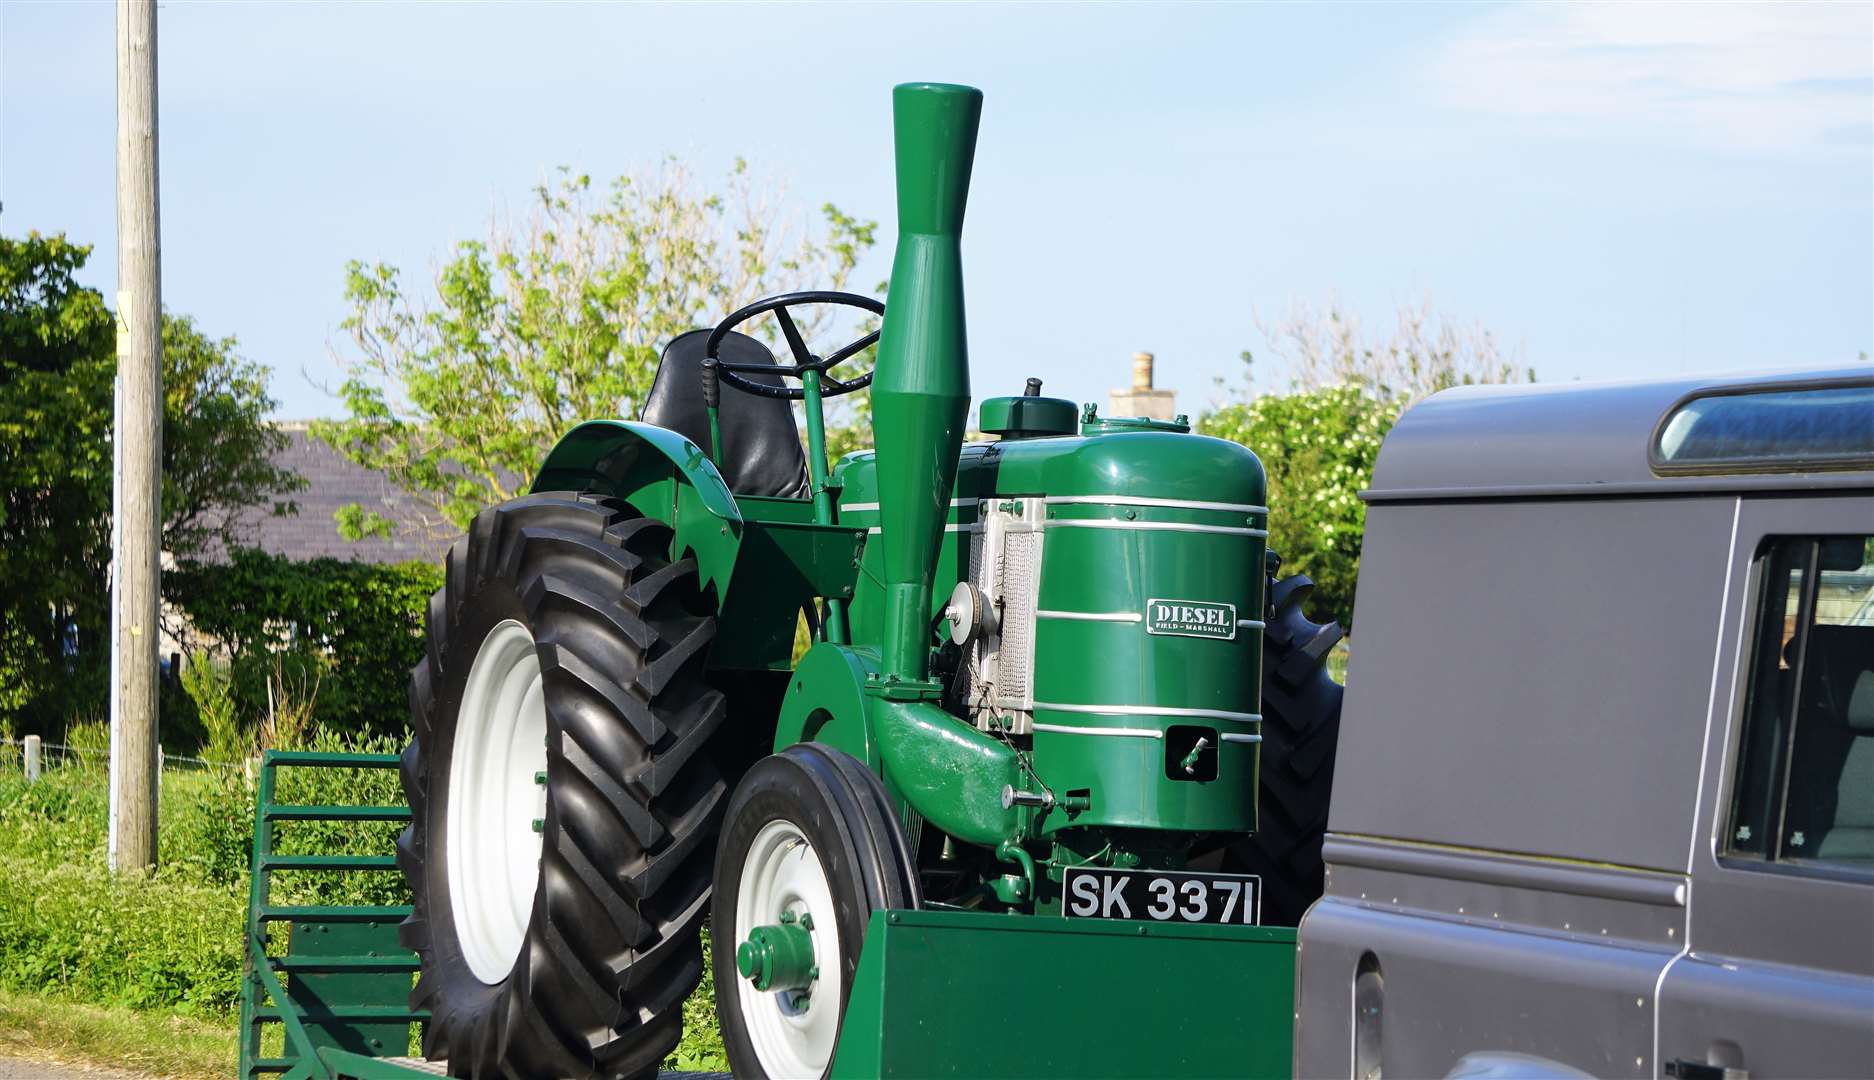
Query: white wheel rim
447,618,549,985
735,819,842,1078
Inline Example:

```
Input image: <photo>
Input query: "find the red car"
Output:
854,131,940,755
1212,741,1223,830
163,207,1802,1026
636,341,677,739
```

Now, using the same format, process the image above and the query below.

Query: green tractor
395,82,1340,1078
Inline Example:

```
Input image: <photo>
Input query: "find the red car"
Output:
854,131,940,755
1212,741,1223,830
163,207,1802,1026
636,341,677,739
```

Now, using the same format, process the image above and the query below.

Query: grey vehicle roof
1365,364,1874,502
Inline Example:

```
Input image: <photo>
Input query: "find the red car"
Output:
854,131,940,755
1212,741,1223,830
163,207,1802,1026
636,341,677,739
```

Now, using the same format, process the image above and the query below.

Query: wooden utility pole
110,0,161,873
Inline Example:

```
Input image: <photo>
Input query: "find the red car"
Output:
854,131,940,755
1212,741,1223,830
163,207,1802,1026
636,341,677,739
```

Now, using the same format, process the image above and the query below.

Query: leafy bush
0,765,243,1016
181,654,248,765
163,766,255,890
0,858,244,1017
1207,298,1533,634
0,727,409,1019
0,730,728,1069
61,716,111,765
674,929,729,1071
0,765,110,864
1200,384,1404,632
0,757,252,881
167,549,440,739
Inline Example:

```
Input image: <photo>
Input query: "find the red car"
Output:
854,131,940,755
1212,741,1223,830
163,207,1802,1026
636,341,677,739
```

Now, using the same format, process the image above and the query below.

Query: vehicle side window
1725,535,1874,873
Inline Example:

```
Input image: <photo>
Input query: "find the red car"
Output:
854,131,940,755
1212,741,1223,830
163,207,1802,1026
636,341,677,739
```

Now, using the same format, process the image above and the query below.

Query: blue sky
4,2,1870,419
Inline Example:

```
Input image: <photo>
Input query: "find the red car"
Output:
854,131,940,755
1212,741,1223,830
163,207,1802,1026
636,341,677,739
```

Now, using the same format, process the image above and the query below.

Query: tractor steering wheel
704,291,885,401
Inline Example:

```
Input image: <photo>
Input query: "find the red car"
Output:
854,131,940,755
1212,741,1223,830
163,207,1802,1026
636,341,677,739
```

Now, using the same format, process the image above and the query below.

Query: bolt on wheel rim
736,819,840,1076
446,619,549,985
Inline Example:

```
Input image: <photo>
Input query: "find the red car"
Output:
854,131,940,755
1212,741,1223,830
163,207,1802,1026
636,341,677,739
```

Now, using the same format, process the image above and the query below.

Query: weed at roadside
0,986,236,1079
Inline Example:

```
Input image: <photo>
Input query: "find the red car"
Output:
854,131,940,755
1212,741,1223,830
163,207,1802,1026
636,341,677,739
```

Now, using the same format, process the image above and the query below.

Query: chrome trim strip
1322,835,1689,908
1035,610,1143,623
838,498,980,514
1031,722,1163,740
1219,732,1264,744
1045,520,1269,538
1043,495,1269,515
1033,702,1263,723
1236,619,1266,630
866,524,979,535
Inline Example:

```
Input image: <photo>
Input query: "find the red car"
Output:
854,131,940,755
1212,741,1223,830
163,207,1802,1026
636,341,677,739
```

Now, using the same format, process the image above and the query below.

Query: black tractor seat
640,328,810,499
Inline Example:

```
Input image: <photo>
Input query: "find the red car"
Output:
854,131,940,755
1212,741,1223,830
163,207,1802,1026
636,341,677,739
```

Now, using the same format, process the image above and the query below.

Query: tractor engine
832,395,1268,883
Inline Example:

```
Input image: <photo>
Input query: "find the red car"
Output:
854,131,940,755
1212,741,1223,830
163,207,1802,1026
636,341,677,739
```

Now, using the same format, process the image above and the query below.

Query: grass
0,747,729,1076
0,987,236,1079
673,931,729,1072
0,764,248,1076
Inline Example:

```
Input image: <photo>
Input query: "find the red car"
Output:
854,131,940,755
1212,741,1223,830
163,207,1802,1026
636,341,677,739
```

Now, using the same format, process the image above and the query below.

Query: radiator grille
994,529,1041,709
958,498,1043,732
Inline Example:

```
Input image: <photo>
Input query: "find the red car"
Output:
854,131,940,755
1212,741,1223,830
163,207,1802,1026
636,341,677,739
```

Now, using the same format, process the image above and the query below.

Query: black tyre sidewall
399,492,725,1079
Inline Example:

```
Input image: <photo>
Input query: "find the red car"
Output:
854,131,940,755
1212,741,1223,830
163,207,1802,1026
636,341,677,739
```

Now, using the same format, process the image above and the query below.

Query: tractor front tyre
713,743,921,1080
396,492,727,1079
1226,572,1345,927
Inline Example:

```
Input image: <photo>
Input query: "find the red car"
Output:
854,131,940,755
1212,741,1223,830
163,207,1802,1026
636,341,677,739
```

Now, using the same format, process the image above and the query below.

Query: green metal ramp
238,750,427,1080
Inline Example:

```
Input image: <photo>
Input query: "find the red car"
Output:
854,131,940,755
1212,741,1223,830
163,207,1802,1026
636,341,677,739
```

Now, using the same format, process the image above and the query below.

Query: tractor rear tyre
713,743,920,1079
397,492,727,1079
1225,572,1345,927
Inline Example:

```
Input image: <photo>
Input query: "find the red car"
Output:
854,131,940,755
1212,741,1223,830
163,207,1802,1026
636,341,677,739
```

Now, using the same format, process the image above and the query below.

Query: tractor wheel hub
733,819,842,1072
736,918,817,992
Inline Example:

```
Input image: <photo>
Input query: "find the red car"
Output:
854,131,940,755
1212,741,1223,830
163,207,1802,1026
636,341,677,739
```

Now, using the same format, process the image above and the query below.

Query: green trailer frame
240,759,1298,1080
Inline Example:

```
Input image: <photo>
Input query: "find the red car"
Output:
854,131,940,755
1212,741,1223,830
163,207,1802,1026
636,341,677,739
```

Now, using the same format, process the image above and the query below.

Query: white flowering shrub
1200,384,1404,632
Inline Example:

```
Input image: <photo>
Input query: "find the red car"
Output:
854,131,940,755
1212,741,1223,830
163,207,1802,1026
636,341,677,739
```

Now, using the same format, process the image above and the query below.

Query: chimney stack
1110,350,1177,421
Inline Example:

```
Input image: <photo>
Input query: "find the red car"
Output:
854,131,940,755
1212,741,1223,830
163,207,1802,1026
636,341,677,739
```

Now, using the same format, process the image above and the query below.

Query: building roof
218,423,453,565
1365,364,1874,503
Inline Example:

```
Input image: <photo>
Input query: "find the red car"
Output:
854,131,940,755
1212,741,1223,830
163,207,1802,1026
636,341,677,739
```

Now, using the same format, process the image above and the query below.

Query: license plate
1061,866,1261,925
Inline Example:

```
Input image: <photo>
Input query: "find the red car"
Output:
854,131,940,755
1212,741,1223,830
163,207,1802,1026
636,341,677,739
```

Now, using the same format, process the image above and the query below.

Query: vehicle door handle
1664,1060,1747,1080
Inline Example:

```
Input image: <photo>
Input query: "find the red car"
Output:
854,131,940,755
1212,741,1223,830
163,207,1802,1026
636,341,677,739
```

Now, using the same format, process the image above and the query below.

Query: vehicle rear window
1653,382,1874,474
1725,535,1874,874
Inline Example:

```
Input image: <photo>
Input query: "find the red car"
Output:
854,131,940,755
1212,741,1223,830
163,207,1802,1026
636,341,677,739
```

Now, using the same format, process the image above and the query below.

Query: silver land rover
1296,366,1874,1079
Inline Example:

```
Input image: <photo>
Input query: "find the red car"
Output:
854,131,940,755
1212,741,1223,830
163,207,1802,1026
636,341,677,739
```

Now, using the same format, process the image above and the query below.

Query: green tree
315,161,878,537
1200,385,1403,632
0,232,300,731
1202,297,1534,632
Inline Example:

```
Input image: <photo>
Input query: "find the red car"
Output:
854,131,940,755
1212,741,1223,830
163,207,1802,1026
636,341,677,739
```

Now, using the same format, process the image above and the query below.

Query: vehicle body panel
1301,367,1874,1079
1330,494,1737,870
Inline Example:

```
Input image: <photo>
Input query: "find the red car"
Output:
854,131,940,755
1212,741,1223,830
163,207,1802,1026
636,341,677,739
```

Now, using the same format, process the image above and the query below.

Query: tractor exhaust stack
871,82,983,683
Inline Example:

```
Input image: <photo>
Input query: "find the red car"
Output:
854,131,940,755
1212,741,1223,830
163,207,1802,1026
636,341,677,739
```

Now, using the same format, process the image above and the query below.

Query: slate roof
219,423,455,565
